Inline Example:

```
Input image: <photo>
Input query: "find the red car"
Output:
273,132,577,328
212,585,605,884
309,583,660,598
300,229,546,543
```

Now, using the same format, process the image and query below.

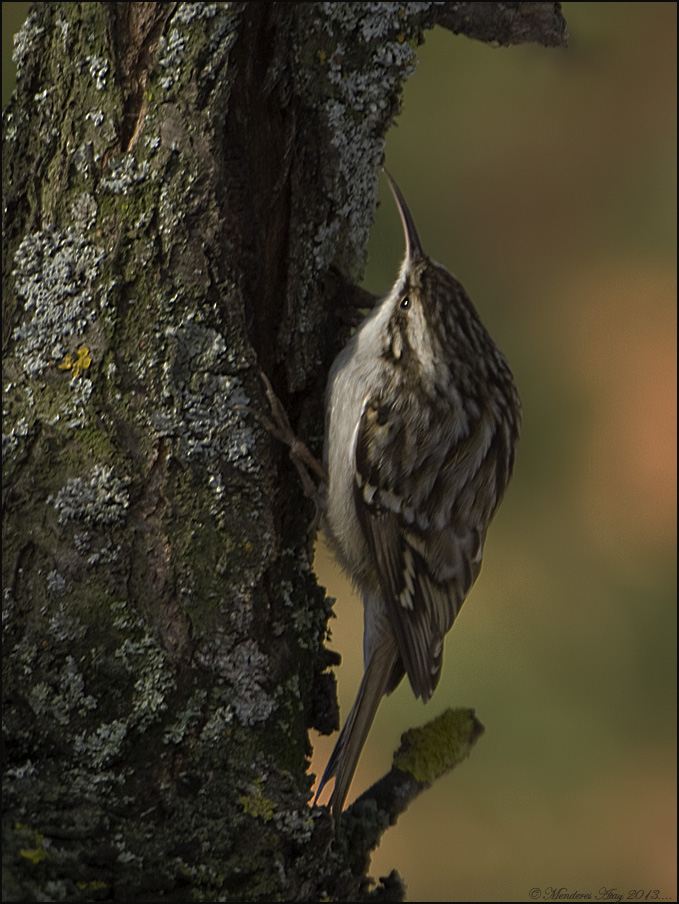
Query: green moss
393,708,484,785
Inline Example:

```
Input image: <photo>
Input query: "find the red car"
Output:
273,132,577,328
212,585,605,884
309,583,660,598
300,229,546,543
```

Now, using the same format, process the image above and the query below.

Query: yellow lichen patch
59,346,92,378
20,846,48,864
239,780,278,822
17,825,48,864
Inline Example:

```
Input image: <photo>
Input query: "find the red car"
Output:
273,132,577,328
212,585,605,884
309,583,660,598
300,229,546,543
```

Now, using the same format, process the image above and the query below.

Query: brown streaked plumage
317,171,521,822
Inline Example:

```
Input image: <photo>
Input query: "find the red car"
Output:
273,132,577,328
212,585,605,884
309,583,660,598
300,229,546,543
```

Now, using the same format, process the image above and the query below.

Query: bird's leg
243,371,328,505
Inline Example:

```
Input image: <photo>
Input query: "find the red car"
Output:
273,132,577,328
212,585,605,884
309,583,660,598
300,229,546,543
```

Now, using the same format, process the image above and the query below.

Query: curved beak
383,169,425,264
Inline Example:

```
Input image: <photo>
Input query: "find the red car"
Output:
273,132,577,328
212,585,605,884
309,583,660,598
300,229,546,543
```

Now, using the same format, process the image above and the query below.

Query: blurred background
4,3,676,901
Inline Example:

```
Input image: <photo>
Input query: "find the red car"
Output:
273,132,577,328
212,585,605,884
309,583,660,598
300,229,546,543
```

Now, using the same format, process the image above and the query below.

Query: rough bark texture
2,3,566,901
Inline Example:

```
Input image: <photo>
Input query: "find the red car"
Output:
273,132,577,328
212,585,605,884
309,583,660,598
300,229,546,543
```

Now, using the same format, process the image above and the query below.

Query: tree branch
346,709,484,846
433,1,568,48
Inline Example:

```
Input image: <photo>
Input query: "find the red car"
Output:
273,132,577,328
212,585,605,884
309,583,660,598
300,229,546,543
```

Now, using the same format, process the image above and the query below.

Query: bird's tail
315,635,399,822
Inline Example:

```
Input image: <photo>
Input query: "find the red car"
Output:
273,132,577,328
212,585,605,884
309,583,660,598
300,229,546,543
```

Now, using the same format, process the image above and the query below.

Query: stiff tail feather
315,636,399,822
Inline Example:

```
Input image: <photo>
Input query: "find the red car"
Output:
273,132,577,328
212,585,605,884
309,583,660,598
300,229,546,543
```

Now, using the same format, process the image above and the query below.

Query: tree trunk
2,3,566,900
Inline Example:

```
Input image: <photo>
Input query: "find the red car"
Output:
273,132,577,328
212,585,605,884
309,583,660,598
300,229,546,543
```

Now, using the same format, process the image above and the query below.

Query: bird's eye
400,296,410,310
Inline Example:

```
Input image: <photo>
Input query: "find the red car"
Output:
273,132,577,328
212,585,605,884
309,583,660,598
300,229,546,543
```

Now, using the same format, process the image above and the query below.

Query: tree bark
2,3,566,901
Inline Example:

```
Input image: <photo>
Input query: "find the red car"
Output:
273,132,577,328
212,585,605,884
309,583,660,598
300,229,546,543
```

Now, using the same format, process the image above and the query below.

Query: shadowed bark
2,3,566,900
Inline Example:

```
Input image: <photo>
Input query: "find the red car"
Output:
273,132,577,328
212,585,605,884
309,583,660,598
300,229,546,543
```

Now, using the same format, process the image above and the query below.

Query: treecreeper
261,171,521,823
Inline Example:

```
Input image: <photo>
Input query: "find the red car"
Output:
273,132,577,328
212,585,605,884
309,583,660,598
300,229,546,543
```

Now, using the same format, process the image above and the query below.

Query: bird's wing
353,394,506,700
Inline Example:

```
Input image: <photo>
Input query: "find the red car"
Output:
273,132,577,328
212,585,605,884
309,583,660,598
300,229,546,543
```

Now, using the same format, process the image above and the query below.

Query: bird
314,170,522,822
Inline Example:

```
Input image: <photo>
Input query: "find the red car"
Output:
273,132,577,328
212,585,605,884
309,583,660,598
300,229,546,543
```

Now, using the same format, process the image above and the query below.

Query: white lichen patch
55,13,70,52
46,570,68,597
163,688,208,745
12,227,104,377
295,3,431,276
5,760,37,781
157,319,258,475
73,718,128,769
199,704,234,744
175,2,221,24
273,807,314,844
70,192,98,231
83,54,110,91
49,464,130,527
12,10,45,77
58,655,99,716
27,656,97,727
48,602,87,642
157,28,186,91
115,632,176,730
60,376,94,429
197,635,275,728
100,154,151,194
155,2,242,97
84,109,105,128
223,640,275,726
